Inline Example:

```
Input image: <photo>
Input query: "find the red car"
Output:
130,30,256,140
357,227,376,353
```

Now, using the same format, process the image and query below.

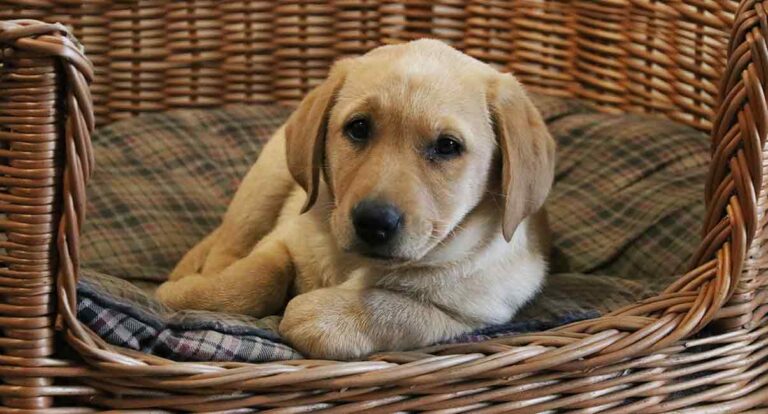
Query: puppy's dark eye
431,135,463,158
344,118,372,142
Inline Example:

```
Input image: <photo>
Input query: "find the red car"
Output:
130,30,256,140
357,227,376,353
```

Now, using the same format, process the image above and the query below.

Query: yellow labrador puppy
156,39,555,360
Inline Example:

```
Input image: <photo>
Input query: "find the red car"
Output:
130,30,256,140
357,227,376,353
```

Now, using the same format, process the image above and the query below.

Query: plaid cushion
78,95,708,361
79,270,300,361
80,105,293,282
547,111,707,279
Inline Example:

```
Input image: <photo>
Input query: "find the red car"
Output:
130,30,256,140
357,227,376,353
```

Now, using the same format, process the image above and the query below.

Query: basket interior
69,91,711,362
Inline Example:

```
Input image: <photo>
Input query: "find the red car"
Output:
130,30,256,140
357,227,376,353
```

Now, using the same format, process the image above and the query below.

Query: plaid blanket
78,94,709,361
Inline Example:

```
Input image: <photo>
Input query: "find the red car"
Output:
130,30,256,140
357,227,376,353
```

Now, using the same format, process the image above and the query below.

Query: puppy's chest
285,221,359,293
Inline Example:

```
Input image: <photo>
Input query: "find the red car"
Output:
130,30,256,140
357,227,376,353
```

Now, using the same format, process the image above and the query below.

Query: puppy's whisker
484,190,506,198
431,218,466,234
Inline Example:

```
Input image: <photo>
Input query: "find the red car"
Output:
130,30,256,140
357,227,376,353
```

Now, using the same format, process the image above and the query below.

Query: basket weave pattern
0,1,767,412
0,1,739,131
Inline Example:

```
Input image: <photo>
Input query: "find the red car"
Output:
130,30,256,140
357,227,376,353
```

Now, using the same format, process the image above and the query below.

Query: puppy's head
286,39,555,264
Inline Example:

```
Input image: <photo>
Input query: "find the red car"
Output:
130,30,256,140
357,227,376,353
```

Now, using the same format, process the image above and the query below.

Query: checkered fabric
78,94,709,361
78,270,300,361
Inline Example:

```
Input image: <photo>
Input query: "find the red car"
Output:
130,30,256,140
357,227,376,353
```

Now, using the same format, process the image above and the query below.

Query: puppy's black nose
352,200,403,246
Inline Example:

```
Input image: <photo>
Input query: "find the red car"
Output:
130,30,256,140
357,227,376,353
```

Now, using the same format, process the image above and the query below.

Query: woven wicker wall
0,1,738,131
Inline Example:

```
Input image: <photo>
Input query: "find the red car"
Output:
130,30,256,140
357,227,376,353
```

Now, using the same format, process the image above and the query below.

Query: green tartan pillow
81,105,292,282
537,95,708,280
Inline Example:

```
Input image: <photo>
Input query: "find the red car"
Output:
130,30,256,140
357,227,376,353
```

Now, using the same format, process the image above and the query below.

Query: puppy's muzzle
352,199,403,254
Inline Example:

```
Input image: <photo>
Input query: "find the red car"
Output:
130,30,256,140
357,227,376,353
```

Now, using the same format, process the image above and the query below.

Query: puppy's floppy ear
285,60,349,213
488,73,556,242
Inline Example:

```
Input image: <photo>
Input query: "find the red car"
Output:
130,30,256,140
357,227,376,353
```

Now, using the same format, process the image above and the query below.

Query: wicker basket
0,1,766,412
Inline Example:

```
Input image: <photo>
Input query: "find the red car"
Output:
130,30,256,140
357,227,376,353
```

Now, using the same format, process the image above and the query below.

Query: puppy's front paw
155,274,208,310
279,290,375,360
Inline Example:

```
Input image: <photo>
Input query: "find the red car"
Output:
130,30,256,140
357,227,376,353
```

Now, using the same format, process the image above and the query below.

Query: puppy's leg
279,286,473,360
169,228,220,281
204,131,297,276
157,237,294,317
171,131,296,279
